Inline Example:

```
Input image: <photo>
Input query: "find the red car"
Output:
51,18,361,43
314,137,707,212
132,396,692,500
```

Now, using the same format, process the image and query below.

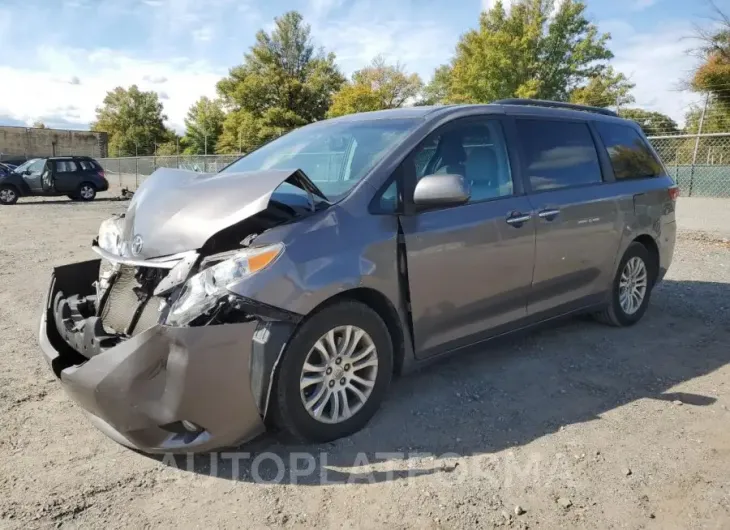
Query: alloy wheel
299,325,379,424
0,188,16,203
80,185,95,200
619,256,648,315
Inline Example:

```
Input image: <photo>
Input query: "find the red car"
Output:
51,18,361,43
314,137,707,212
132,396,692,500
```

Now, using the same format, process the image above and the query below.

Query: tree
420,65,453,105
327,56,424,117
32,121,46,129
436,0,626,105
182,97,225,154
691,1,730,104
91,85,170,156
569,67,635,108
619,108,680,136
216,11,345,153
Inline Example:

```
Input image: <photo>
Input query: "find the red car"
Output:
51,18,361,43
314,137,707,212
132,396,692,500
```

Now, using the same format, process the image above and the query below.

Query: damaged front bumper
38,259,297,453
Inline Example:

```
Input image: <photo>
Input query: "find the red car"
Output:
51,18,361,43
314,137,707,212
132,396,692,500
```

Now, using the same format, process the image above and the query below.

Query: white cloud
192,26,214,43
632,0,659,11
0,47,223,133
609,20,702,126
308,0,458,81
482,0,517,11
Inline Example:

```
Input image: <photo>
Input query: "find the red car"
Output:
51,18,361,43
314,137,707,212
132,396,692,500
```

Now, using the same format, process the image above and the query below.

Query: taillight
98,170,106,179
668,186,680,201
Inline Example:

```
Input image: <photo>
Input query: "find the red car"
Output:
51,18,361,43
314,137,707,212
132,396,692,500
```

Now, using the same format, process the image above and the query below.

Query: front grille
99,264,166,335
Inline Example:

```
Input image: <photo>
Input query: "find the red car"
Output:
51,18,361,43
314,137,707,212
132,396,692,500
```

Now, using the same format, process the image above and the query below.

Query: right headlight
165,243,284,327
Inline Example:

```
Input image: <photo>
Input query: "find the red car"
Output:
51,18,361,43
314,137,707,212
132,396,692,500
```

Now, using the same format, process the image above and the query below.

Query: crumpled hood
119,167,323,259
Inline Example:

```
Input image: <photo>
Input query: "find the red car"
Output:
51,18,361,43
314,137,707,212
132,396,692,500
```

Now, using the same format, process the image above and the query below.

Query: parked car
0,163,13,177
38,100,677,453
0,156,108,205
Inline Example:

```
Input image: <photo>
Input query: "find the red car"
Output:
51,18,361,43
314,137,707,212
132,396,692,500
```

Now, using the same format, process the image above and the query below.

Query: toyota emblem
131,235,144,256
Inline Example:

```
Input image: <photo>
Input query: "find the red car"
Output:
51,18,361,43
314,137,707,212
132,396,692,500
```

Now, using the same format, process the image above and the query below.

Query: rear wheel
594,242,654,327
273,301,393,443
77,183,96,201
0,185,18,205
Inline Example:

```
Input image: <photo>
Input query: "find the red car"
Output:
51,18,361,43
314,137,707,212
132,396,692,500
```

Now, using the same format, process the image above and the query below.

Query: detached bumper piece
37,259,293,453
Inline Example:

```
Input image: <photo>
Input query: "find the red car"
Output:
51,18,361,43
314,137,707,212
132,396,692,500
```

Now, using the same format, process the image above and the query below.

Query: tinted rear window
596,122,663,179
79,160,97,171
516,119,602,191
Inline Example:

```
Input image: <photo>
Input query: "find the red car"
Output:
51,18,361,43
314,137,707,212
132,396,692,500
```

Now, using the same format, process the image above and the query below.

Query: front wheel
0,185,18,205
273,301,393,443
594,242,655,327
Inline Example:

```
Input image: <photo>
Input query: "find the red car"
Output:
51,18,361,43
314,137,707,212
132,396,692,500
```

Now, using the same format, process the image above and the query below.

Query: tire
273,301,393,443
77,183,96,201
594,242,655,327
0,185,19,205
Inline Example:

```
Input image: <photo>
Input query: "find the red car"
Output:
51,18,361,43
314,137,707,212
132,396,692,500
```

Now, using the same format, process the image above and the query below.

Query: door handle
505,212,532,226
538,208,560,220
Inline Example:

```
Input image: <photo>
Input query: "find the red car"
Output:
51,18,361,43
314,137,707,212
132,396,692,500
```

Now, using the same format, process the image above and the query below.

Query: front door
400,116,536,358
514,118,622,316
21,159,48,192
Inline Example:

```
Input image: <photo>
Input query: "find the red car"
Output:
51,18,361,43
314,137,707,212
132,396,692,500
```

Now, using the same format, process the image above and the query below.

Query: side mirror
413,174,470,209
23,170,31,175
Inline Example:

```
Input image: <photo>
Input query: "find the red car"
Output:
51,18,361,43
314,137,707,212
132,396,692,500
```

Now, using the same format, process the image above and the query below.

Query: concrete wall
0,126,108,161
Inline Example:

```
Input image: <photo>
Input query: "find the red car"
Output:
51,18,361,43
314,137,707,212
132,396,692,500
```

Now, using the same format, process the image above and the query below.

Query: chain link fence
648,133,730,198
97,134,730,198
97,155,241,191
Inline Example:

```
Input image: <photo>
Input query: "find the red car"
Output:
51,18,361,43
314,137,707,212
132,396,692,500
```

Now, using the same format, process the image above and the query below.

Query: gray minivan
38,100,677,453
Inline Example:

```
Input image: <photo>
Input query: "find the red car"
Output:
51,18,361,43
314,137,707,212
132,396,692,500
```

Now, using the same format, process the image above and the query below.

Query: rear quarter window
596,122,664,179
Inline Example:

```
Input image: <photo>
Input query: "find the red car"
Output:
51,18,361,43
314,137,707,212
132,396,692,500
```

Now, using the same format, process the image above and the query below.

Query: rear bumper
38,261,270,453
657,220,677,282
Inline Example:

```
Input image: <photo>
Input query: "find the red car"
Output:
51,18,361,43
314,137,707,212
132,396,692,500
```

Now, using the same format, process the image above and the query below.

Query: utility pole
204,134,208,156
689,92,710,197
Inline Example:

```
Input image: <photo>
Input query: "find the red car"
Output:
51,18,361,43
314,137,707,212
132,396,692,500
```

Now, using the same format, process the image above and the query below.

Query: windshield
12,159,39,173
220,118,419,199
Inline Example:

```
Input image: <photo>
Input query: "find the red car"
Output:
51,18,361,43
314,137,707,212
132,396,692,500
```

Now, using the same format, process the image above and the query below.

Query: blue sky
0,0,722,133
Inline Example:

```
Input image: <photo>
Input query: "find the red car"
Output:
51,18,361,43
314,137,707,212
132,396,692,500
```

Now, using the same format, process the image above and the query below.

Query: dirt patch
1,199,729,529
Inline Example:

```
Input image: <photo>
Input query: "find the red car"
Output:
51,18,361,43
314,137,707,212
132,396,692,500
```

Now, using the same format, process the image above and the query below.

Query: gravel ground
1,195,729,529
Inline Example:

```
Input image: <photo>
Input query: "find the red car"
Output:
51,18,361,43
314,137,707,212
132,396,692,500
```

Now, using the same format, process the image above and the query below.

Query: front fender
227,207,402,316
0,174,30,195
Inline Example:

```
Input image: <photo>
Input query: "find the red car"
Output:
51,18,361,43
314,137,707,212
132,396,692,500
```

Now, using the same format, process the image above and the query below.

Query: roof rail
493,98,618,117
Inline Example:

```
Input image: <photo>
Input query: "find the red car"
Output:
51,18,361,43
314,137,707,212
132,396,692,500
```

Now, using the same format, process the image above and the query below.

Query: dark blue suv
0,156,109,205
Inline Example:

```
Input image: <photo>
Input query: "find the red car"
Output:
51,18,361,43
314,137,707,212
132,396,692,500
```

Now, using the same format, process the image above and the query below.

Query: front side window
517,119,602,192
596,122,664,179
221,118,419,201
16,159,45,174
412,118,514,202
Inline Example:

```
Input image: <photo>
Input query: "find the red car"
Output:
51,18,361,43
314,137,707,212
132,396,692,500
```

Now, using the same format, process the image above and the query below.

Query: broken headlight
98,216,123,254
165,243,284,327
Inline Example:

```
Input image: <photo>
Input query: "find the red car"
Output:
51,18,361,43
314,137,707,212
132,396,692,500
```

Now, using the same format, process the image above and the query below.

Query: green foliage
91,85,170,156
685,100,730,134
420,65,453,105
216,11,345,153
569,67,635,108
182,97,225,154
328,56,424,117
439,0,617,104
691,3,730,104
619,108,680,136
32,121,46,129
